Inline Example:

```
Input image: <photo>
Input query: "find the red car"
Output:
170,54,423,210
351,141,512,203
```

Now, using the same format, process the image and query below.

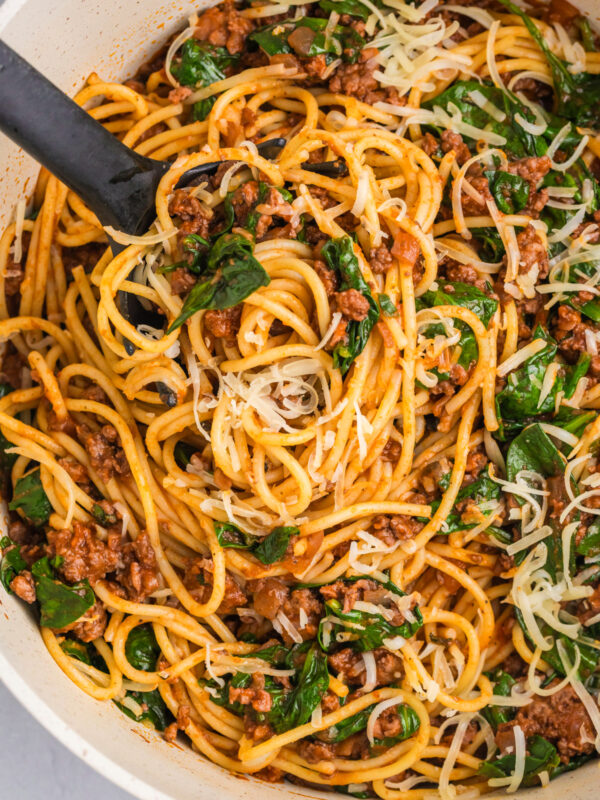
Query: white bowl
0,1,600,798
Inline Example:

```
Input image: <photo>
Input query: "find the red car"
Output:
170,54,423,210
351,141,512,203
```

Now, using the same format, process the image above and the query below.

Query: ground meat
229,673,273,713
328,647,404,686
204,306,243,339
54,600,108,642
553,304,600,379
244,717,273,742
7,518,37,547
335,289,370,321
543,0,581,26
168,189,211,238
515,224,549,280
319,578,413,626
0,345,25,390
440,257,487,291
116,531,160,602
496,682,595,763
81,384,108,404
46,522,121,585
370,245,394,274
254,186,297,240
184,557,247,614
4,236,28,297
9,571,36,603
464,447,487,484
371,513,424,545
57,457,88,485
440,130,471,166
61,242,106,276
76,423,131,484
253,766,285,783
47,411,76,435
329,48,405,106
248,578,323,643
314,259,338,297
461,176,492,215
506,156,552,218
372,705,404,741
168,85,192,104
231,181,259,225
193,0,255,54
381,439,402,462
170,267,197,297
298,739,336,763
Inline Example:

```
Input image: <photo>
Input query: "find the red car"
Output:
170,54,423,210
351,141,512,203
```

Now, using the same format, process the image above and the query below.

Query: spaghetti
2,0,600,795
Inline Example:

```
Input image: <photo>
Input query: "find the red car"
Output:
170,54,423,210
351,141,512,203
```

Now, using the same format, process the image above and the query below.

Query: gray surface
0,680,135,799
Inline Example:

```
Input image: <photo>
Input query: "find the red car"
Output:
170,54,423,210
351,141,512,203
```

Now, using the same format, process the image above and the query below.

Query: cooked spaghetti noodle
2,0,600,795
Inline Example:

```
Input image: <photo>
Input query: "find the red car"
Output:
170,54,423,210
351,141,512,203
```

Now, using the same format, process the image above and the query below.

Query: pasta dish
3,0,600,795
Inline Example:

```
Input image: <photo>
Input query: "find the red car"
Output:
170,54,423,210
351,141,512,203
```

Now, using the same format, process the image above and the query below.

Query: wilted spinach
321,236,379,373
479,735,560,787
485,170,529,214
214,521,298,565
0,536,27,593
250,17,363,63
170,39,238,87
125,624,161,671
318,576,423,653
320,701,419,748
116,690,173,731
167,233,270,332
205,642,328,734
9,468,52,526
31,556,95,629
481,669,516,728
499,0,600,129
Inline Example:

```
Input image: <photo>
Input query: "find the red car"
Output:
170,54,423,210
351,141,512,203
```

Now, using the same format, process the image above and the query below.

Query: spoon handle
0,40,167,232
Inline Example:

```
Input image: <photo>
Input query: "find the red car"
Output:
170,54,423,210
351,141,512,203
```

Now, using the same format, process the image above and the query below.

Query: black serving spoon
0,41,347,404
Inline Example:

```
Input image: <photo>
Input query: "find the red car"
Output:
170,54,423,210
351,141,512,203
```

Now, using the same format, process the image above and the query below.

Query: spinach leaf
250,17,363,63
283,643,329,731
60,639,92,664
564,353,591,398
506,424,567,577
321,702,419,747
91,503,117,526
576,519,600,557
471,227,505,261
31,556,95,629
253,526,296,565
427,464,501,534
9,468,52,526
481,669,516,728
319,576,423,653
125,624,161,671
206,643,328,734
419,281,497,326
214,521,254,549
553,407,596,441
0,536,27,593
170,39,238,87
506,423,566,482
214,521,299,565
479,735,560,787
495,326,564,439
192,97,216,121
485,170,529,214
423,80,544,159
116,689,173,731
167,233,270,332
418,282,497,376
319,0,372,21
578,17,597,53
378,293,398,317
321,236,379,373
499,0,600,129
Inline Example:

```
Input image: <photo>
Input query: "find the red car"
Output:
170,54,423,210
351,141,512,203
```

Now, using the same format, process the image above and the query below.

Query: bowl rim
0,647,173,800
